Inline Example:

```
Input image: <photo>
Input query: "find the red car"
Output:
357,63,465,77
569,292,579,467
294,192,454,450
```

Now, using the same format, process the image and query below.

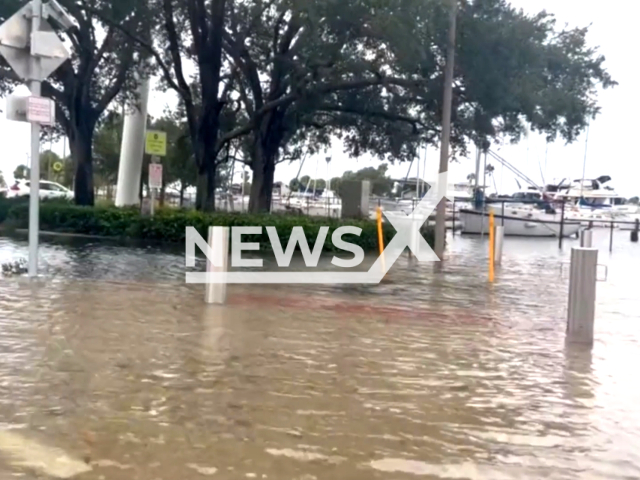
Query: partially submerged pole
494,225,504,266
558,200,566,249
580,229,593,248
205,226,229,304
609,221,614,252
489,210,495,282
434,0,458,260
566,247,598,346
27,0,43,277
632,219,639,243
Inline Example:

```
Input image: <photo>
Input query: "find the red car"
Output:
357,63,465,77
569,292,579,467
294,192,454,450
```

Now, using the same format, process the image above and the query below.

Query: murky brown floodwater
0,229,639,479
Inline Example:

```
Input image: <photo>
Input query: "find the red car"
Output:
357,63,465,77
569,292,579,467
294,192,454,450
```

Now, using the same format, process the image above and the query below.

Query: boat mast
580,121,590,199
474,144,481,191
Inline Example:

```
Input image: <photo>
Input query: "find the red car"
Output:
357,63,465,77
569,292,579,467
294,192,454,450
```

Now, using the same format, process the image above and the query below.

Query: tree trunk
179,183,185,207
194,133,217,212
248,114,284,213
69,125,94,206
196,167,216,212
248,146,276,213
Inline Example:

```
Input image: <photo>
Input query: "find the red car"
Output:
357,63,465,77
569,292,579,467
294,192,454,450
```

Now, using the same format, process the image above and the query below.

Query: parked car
6,180,73,201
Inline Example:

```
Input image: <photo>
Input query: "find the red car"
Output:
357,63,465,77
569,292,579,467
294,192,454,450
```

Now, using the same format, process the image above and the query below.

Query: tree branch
74,3,185,97
162,0,194,103
85,27,115,78
94,55,134,114
316,104,425,129
222,31,264,110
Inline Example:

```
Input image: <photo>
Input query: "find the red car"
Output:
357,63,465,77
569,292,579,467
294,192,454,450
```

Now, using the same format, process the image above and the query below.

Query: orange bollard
376,207,386,273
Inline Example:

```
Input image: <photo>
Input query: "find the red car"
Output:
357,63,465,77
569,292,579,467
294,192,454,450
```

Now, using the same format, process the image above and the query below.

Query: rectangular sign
26,96,55,125
145,130,167,156
149,163,163,189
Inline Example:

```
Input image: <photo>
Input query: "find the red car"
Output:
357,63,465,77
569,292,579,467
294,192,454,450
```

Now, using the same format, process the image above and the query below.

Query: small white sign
149,163,163,189
26,96,55,125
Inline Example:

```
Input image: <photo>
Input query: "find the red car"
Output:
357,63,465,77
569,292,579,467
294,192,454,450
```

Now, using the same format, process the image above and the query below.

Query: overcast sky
0,0,634,195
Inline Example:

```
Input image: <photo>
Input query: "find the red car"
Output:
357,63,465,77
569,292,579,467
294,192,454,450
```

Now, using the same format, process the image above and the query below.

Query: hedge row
1,197,436,253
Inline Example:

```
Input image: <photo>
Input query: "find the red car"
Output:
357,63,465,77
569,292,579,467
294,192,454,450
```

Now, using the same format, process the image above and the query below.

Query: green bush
0,196,72,224
3,202,436,253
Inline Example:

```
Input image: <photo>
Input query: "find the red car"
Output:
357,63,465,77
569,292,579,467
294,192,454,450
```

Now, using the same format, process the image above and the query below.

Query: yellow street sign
145,130,167,156
52,161,63,172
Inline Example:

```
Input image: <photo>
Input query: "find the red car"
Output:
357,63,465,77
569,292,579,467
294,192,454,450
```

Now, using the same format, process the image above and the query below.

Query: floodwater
0,229,639,479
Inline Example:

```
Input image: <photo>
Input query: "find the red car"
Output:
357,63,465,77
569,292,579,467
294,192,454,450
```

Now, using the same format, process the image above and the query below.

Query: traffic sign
27,96,55,125
52,161,62,172
0,3,70,81
149,164,163,189
145,131,167,156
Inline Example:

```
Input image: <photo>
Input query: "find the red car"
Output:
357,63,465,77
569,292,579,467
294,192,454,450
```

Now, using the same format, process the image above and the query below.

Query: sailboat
459,149,581,237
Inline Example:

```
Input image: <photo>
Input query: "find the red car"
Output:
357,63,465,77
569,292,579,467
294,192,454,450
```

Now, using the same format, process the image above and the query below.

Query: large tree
0,0,149,205
223,0,432,212
224,0,615,211
96,0,614,213
96,0,242,211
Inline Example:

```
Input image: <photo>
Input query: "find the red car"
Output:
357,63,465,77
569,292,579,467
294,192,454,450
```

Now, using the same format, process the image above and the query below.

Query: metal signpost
0,0,72,277
148,159,162,216
145,131,166,216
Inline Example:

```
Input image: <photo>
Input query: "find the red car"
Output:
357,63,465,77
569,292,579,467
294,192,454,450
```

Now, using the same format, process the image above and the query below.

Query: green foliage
1,0,151,206
0,171,5,189
2,202,436,253
93,111,123,189
13,165,29,181
10,153,70,185
629,197,639,205
147,114,199,193
334,164,394,198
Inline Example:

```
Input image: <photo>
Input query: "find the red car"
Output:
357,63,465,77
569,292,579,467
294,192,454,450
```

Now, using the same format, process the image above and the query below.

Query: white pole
433,0,457,259
567,247,598,346
205,226,229,304
494,225,504,265
115,76,150,206
27,0,43,278
580,229,593,248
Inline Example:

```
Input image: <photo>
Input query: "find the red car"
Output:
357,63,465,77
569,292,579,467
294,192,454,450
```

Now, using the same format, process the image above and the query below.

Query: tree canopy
2,0,615,213
0,0,150,205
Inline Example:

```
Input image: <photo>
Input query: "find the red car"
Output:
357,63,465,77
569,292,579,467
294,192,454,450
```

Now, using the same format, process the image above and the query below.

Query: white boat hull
460,209,581,237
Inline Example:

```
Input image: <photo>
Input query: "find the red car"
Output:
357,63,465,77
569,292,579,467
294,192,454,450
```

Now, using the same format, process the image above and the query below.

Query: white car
6,180,74,201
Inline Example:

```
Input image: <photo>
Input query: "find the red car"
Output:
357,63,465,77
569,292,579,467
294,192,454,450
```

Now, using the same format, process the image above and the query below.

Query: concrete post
567,247,598,346
580,229,593,248
494,226,504,265
115,76,150,206
205,226,229,304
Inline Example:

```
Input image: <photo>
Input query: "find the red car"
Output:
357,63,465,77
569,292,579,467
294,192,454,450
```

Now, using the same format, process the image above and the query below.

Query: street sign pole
27,0,42,277
1,0,72,277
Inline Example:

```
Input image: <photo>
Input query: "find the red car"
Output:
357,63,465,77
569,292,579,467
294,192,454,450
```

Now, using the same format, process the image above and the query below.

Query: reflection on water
0,230,639,479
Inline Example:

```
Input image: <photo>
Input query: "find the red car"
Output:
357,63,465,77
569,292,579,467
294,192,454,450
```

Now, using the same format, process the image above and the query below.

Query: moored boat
459,206,581,237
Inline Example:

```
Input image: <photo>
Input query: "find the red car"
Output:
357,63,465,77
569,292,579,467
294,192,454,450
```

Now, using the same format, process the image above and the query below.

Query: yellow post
489,210,495,282
376,207,386,273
